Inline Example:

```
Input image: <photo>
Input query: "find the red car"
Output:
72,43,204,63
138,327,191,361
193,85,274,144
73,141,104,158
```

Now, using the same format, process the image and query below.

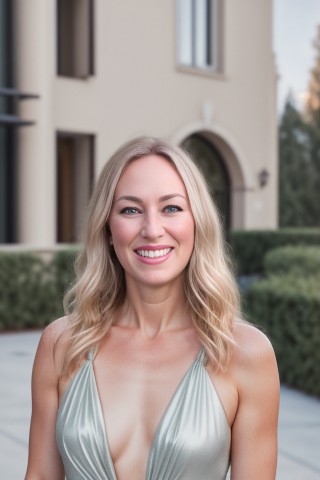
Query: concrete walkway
0,331,319,479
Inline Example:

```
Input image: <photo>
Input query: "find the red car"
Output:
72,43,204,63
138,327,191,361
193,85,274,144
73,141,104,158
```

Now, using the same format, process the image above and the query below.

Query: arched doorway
182,133,231,231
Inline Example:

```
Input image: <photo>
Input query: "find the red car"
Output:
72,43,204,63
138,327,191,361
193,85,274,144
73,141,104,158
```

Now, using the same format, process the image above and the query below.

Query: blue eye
120,207,140,215
164,205,182,213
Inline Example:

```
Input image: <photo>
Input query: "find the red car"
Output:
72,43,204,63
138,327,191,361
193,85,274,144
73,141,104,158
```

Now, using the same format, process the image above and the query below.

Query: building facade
0,0,278,246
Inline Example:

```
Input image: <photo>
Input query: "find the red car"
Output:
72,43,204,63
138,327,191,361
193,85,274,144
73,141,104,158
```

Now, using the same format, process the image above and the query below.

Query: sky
273,0,320,113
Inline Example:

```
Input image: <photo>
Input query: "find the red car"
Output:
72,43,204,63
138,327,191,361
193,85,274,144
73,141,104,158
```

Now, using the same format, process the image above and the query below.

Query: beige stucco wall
14,0,56,245
13,0,278,246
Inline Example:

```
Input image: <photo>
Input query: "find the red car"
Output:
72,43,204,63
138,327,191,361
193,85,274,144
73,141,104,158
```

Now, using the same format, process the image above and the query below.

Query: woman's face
109,154,195,289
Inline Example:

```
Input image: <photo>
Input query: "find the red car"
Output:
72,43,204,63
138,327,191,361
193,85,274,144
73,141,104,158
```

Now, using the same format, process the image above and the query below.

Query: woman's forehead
114,154,188,197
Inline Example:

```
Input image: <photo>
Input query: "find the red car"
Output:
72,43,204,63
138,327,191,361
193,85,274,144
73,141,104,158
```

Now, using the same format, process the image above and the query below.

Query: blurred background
0,0,319,479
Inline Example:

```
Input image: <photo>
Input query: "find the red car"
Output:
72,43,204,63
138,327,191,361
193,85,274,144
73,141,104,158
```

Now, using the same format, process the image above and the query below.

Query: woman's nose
141,212,165,239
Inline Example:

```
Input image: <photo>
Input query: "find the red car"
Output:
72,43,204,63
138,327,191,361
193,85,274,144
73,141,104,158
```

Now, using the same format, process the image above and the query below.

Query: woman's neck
118,277,192,338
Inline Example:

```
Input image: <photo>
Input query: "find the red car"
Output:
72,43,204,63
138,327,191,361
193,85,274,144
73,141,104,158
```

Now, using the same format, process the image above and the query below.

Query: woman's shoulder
233,320,274,354
42,315,71,339
39,316,71,349
231,321,278,381
35,316,73,369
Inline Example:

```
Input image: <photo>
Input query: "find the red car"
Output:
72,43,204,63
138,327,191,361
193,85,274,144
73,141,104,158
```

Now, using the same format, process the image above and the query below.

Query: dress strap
197,347,208,365
87,347,98,362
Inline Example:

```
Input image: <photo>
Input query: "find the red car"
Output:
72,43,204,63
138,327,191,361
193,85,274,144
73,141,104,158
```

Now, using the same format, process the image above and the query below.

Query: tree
279,25,320,227
304,24,320,225
305,25,320,127
279,95,318,226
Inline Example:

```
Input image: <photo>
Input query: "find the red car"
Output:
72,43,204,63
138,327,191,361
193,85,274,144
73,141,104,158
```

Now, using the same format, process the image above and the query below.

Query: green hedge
0,252,58,329
264,245,320,277
0,249,81,330
245,275,320,396
229,228,320,275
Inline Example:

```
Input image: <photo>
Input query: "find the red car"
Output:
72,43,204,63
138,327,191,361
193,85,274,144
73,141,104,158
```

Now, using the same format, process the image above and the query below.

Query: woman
25,136,279,480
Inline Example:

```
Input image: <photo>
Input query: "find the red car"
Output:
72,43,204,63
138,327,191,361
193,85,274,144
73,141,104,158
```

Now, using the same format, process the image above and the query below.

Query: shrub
229,228,320,275
244,275,320,396
264,245,320,277
0,252,57,329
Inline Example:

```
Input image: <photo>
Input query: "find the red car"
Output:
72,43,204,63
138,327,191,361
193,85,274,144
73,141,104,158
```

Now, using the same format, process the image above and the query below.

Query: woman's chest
57,347,231,480
94,355,195,457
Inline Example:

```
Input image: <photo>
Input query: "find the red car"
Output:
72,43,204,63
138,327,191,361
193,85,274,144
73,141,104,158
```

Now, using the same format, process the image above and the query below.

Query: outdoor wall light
258,168,270,187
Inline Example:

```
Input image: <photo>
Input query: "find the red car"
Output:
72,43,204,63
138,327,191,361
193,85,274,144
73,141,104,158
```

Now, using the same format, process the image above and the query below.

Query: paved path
0,331,319,479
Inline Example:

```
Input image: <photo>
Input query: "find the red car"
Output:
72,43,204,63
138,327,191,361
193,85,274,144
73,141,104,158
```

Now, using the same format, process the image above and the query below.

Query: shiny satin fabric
56,349,231,480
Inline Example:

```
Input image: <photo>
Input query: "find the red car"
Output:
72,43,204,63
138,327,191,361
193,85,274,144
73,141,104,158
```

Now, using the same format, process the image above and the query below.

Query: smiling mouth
135,248,172,258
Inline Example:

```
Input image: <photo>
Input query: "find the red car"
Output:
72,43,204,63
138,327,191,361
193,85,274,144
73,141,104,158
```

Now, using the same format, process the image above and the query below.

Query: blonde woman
25,137,279,480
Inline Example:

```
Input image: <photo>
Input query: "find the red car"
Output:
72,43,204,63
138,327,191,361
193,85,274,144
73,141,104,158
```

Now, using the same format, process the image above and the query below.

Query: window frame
56,0,95,79
176,0,224,75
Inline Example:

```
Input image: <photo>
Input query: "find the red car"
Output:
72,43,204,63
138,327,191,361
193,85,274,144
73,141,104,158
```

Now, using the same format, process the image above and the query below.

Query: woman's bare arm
25,319,66,480
230,323,280,480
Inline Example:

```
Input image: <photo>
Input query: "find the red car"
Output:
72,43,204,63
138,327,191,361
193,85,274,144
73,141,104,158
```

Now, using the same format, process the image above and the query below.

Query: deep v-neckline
90,348,204,480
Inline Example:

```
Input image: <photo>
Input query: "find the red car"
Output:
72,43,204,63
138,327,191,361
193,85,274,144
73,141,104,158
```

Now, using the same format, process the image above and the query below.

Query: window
57,133,94,243
0,0,14,243
57,0,94,78
177,0,223,72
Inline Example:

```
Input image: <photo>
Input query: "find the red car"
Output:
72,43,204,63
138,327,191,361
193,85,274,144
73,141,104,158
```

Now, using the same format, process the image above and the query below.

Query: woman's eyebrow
115,195,142,204
159,194,187,201
115,193,187,203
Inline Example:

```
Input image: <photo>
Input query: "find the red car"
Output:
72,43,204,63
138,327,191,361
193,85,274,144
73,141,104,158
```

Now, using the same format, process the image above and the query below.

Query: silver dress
56,348,231,479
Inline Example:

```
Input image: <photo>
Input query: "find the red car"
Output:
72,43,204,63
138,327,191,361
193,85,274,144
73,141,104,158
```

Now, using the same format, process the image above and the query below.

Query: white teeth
136,248,171,258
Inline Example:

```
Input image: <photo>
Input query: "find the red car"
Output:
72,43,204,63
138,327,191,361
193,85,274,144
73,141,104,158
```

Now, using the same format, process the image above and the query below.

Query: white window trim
176,0,223,74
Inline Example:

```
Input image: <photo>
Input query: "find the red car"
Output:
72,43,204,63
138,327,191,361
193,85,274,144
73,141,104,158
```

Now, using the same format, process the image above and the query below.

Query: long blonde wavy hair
58,136,241,377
